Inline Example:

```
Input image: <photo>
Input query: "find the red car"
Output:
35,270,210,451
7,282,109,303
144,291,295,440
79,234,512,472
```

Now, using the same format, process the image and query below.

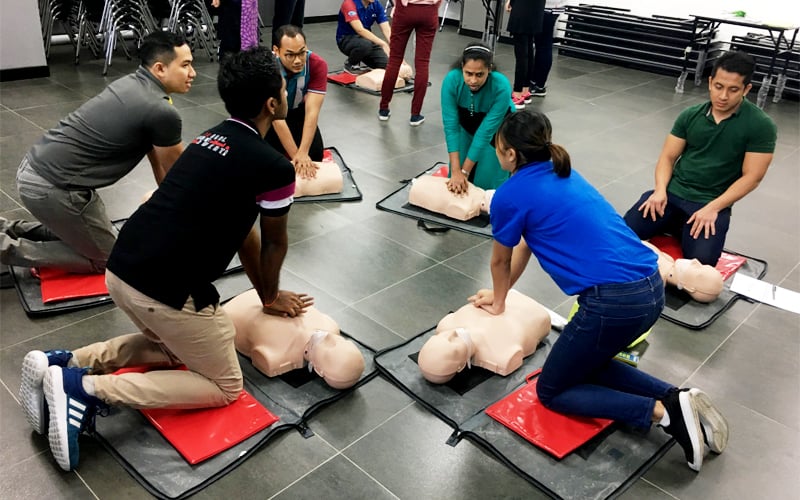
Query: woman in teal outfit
441,44,514,192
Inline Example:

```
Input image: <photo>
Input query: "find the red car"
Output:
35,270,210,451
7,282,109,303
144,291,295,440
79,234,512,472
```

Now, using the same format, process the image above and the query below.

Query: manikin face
668,258,724,303
306,332,365,389
708,68,751,116
153,44,196,94
418,330,470,384
462,59,490,92
274,35,308,74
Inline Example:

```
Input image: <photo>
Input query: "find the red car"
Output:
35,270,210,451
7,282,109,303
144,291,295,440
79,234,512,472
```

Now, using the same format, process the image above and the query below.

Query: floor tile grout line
338,401,416,454
640,478,681,499
683,260,800,387
339,453,402,500
1,305,120,352
266,402,414,499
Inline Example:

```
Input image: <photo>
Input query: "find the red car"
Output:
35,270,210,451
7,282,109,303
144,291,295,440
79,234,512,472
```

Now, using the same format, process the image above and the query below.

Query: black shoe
660,388,704,471
343,61,368,75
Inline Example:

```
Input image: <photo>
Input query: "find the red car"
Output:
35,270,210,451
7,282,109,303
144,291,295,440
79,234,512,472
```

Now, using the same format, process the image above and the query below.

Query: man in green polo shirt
624,51,777,265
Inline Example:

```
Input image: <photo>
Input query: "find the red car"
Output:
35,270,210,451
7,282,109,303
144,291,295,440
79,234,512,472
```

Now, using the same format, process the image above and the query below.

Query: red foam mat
38,267,108,304
114,365,279,464
649,235,746,280
485,369,614,459
327,72,357,85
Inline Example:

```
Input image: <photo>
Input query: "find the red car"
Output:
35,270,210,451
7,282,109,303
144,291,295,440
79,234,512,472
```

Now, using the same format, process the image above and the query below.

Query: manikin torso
642,241,724,303
408,174,495,221
418,290,551,383
223,289,365,389
294,160,343,197
356,69,405,91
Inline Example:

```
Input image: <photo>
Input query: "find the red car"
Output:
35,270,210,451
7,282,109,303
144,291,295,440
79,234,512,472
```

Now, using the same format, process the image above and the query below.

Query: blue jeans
536,270,672,429
624,190,732,266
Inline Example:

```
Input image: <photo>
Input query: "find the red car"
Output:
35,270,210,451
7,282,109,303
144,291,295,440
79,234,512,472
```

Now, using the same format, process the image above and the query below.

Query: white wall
0,0,47,71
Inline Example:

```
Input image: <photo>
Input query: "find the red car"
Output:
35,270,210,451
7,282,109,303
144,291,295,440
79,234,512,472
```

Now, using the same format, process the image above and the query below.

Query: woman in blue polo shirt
469,110,729,473
441,44,513,192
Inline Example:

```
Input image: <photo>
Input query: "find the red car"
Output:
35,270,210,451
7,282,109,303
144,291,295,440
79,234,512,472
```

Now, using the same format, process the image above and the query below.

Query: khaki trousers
74,271,242,409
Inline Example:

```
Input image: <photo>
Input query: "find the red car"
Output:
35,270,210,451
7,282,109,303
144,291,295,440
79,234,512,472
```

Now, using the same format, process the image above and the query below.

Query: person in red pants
378,0,442,126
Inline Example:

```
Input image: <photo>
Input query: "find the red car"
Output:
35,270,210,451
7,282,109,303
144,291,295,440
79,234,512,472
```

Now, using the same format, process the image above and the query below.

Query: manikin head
418,290,550,383
224,290,365,389
398,62,413,81
666,258,724,303
418,328,473,384
305,330,365,389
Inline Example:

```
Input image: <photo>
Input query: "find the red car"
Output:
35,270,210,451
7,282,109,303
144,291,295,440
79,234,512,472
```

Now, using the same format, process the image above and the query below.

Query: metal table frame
678,15,799,107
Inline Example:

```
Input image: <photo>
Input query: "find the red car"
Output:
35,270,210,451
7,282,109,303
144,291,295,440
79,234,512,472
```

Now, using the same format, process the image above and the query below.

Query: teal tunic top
440,68,514,190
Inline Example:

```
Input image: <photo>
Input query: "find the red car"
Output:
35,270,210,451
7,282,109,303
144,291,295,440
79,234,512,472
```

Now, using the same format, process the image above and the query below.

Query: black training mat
8,218,246,317
374,328,673,500
8,264,114,316
8,256,245,317
93,332,377,500
375,163,494,238
660,251,768,330
327,69,429,95
293,147,363,203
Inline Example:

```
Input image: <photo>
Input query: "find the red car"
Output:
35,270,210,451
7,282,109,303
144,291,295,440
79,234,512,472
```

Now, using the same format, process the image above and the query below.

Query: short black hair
139,31,188,67
218,47,284,120
711,51,756,86
272,24,307,48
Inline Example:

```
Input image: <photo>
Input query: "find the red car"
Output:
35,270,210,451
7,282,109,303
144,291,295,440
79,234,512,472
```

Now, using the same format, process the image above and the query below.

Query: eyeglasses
282,50,308,61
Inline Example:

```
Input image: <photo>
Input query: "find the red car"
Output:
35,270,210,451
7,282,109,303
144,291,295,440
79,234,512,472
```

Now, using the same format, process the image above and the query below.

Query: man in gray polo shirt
1,31,195,274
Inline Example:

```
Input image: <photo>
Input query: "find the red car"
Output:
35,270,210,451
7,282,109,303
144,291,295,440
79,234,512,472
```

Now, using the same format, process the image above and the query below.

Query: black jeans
337,34,388,69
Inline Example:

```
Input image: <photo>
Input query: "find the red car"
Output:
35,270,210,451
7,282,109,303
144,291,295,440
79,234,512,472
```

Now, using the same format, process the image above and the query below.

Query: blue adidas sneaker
43,366,106,471
19,350,73,434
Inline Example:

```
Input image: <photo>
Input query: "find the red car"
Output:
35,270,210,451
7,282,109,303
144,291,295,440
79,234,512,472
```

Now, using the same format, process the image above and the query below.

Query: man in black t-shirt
20,48,314,472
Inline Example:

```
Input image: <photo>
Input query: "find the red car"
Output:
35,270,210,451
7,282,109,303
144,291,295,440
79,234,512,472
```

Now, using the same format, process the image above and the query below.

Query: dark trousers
623,190,732,266
272,0,305,42
217,0,242,55
379,3,438,115
531,11,558,87
338,34,388,69
264,105,324,161
512,33,535,92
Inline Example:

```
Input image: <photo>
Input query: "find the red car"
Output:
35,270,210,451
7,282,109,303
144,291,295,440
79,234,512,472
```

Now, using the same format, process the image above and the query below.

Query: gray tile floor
1,21,799,500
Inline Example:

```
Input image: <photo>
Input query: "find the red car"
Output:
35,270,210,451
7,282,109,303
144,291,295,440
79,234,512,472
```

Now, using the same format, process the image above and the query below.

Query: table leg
675,71,688,94
756,74,772,108
772,74,787,104
693,50,707,86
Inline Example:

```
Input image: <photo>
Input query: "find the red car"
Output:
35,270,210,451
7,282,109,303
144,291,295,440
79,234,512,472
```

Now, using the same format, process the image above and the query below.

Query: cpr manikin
356,69,405,91
294,160,343,197
642,241,724,303
408,174,496,221
418,290,551,383
224,289,365,389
